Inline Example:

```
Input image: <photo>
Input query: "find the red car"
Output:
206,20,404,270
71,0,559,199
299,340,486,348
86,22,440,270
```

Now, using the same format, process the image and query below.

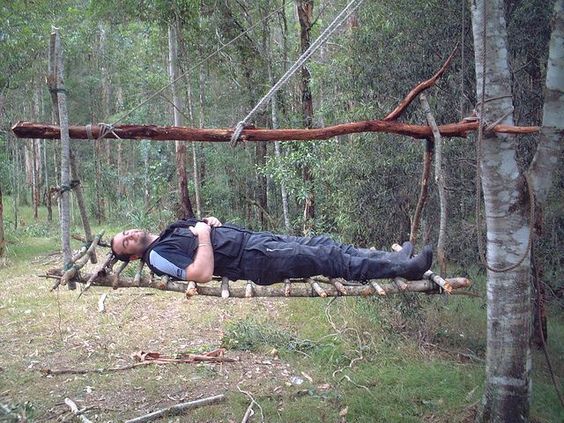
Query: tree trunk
0,183,5,258
69,150,93,245
43,139,52,222
297,0,315,234
11,136,19,230
471,2,531,420
99,24,112,166
168,21,194,219
528,0,564,354
31,87,41,220
50,29,74,289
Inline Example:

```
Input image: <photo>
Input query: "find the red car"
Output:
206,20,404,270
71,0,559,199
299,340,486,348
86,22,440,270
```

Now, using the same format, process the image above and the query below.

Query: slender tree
296,0,315,233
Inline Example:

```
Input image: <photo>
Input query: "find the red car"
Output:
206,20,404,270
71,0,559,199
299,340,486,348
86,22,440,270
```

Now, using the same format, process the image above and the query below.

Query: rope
107,3,288,127
230,0,365,147
85,122,123,142
474,0,534,273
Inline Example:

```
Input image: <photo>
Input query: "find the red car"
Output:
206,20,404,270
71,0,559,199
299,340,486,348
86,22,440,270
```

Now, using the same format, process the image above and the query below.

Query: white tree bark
472,1,563,421
51,28,73,289
529,0,564,203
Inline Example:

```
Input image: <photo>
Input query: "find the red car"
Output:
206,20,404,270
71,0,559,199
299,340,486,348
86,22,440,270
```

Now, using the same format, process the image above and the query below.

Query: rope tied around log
86,123,123,142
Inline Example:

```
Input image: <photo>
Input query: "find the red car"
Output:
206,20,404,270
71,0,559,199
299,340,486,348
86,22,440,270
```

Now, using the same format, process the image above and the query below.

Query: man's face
112,229,151,260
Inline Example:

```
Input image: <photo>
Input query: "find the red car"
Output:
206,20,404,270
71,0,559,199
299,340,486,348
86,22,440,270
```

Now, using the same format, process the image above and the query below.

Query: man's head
110,229,153,261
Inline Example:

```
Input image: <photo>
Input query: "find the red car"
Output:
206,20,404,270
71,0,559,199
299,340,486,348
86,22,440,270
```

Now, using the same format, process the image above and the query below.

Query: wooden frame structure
44,238,473,299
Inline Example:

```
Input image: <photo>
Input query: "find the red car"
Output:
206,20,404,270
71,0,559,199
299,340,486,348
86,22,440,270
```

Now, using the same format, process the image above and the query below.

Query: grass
0,200,562,422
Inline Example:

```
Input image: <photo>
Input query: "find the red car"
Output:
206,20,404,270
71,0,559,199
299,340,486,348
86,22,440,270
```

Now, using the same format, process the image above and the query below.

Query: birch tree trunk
168,21,194,218
472,2,563,420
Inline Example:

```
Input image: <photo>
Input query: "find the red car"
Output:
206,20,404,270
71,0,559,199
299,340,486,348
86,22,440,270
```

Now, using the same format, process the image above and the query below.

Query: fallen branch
41,349,234,376
64,398,93,423
124,394,226,423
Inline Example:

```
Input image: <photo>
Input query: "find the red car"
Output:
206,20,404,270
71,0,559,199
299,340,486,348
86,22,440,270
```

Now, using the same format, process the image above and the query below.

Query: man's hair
110,236,132,262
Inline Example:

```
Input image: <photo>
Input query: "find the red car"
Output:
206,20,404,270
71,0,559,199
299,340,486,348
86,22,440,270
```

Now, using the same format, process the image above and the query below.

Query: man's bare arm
185,222,214,283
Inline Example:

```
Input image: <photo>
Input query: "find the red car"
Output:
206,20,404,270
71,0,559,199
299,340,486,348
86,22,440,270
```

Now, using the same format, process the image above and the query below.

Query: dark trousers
239,232,395,285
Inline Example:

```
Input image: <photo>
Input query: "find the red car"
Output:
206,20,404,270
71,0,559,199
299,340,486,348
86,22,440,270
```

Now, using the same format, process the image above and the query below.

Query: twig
237,384,264,423
98,293,107,313
241,401,255,423
64,398,92,423
124,394,225,423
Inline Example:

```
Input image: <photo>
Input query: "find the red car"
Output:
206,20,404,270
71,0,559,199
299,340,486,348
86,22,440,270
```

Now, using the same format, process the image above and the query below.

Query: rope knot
230,121,247,147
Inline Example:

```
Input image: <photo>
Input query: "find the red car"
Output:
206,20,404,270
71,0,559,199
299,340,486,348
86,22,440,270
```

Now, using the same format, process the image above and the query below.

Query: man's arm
185,221,214,283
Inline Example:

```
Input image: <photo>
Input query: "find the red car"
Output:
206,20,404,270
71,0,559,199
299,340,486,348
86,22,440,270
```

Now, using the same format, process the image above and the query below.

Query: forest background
0,0,562,422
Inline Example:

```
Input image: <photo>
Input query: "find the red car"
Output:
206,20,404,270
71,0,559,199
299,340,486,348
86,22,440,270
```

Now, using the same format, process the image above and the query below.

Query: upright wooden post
168,20,194,218
49,28,74,289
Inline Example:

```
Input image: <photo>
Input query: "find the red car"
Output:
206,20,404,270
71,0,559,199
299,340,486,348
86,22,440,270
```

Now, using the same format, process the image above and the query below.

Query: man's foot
399,241,414,258
400,245,432,280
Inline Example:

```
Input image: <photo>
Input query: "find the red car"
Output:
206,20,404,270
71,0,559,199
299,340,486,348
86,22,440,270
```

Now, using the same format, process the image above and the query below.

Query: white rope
230,0,365,146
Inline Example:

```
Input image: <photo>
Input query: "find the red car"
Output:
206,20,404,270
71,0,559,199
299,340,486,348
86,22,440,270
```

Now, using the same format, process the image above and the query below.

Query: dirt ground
0,253,331,422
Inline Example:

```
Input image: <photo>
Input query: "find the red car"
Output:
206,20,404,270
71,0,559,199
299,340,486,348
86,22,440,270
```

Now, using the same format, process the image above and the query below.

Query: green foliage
222,317,319,354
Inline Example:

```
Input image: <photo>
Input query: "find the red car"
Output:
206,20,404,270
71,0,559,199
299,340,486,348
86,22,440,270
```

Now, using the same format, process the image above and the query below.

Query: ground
0,235,562,422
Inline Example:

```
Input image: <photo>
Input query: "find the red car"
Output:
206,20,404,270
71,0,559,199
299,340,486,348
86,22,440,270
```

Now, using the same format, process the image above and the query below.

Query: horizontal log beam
46,269,472,298
12,121,538,143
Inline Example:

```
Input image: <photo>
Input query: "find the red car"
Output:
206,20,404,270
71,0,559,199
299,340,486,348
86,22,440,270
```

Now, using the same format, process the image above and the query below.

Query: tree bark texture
0,183,5,257
471,2,532,420
529,0,564,369
69,150,95,262
409,138,432,246
168,21,194,219
12,120,538,143
297,0,315,232
420,93,448,275
50,29,74,289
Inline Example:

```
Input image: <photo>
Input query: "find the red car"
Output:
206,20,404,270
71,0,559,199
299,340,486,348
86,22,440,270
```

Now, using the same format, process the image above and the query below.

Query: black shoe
399,245,433,280
399,241,414,258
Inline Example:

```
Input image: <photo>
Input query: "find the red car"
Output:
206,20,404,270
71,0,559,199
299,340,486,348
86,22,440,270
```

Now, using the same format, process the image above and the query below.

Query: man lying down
110,216,432,285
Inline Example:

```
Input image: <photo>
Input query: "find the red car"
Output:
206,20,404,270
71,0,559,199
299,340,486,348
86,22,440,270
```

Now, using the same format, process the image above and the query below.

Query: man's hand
202,216,222,227
189,221,211,237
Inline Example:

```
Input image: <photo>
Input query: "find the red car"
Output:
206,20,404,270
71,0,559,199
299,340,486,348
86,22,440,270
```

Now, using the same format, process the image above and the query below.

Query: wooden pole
11,120,539,143
49,28,74,289
420,93,448,275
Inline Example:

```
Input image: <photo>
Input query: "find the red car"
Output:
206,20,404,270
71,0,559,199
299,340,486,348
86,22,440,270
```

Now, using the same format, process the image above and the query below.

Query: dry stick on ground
124,394,226,423
98,293,107,313
45,268,471,297
64,398,93,423
237,384,264,423
420,93,448,275
42,351,234,376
